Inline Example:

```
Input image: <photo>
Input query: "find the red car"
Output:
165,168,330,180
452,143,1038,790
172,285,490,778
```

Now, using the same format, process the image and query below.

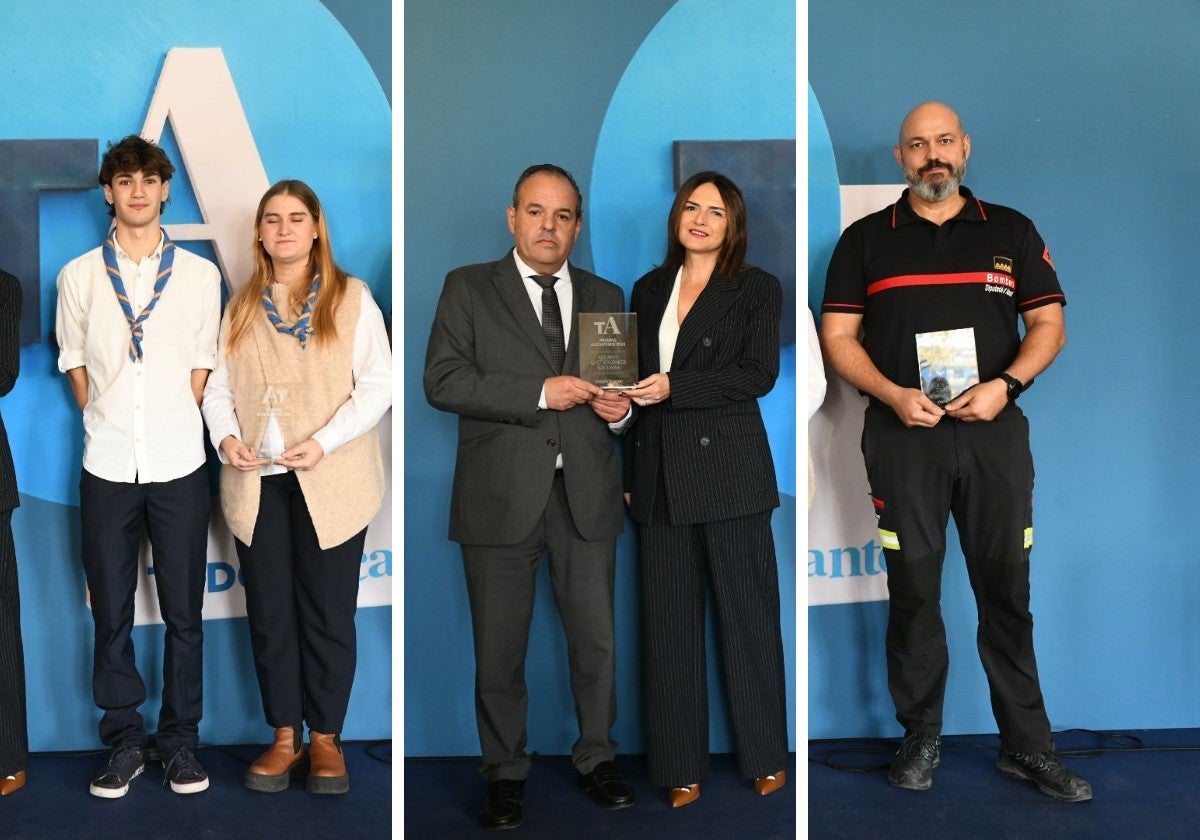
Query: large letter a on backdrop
141,48,270,293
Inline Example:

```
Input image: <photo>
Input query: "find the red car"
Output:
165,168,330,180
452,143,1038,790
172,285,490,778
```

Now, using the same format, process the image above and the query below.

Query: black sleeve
0,272,20,397
1015,218,1066,312
821,222,868,316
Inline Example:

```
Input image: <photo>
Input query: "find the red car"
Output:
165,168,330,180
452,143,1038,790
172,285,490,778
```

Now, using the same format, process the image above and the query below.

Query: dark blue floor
405,753,797,838
2,741,391,840
809,729,1200,839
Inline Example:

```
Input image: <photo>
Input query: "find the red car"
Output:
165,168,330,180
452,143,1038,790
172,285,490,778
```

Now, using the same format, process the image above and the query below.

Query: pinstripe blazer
625,264,781,526
0,271,19,513
424,252,626,545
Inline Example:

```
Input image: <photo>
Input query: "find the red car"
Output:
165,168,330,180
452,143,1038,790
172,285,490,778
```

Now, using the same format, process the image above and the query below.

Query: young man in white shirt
55,135,221,799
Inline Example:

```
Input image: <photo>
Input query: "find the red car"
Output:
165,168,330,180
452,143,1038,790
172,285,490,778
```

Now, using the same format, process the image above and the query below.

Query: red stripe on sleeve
822,302,865,311
1018,292,1065,309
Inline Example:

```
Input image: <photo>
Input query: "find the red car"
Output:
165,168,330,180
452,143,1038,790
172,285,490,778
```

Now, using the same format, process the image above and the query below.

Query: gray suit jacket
424,252,625,545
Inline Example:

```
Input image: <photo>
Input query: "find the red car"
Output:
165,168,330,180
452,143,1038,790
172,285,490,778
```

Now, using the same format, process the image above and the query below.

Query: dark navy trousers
234,471,365,736
80,466,210,754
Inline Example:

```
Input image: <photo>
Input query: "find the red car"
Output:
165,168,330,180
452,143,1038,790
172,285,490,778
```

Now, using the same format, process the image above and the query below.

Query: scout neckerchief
103,227,175,362
262,273,319,349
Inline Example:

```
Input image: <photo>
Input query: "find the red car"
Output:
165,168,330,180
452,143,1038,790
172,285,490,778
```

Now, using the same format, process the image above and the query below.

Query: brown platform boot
244,726,308,793
307,731,349,794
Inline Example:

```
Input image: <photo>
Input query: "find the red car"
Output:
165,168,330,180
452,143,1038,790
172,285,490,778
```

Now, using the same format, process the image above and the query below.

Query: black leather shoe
996,750,1093,802
578,761,635,810
482,779,525,830
888,732,940,791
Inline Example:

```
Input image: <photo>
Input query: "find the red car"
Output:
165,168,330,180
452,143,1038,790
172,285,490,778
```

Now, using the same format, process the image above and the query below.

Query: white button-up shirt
55,234,221,483
512,250,631,455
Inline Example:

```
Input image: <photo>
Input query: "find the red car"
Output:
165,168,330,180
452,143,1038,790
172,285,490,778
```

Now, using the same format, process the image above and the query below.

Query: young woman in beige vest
202,180,391,794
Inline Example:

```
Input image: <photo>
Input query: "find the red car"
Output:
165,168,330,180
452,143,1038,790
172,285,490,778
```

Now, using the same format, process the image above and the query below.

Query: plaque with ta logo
578,312,638,389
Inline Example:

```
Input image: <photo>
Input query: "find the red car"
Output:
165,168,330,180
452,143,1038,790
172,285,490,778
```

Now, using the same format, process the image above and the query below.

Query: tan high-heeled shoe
668,783,700,807
0,771,26,796
754,770,786,796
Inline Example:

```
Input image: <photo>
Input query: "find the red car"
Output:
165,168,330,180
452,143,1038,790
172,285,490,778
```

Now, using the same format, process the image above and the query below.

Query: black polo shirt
822,186,1065,391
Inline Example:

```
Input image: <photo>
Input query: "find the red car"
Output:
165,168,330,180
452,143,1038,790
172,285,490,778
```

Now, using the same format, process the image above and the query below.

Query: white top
201,285,393,476
55,234,221,483
657,267,683,373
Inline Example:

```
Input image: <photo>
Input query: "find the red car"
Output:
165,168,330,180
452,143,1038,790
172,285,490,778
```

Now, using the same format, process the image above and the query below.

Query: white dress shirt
202,285,393,476
55,233,221,483
512,250,630,454
514,248,574,366
658,267,684,373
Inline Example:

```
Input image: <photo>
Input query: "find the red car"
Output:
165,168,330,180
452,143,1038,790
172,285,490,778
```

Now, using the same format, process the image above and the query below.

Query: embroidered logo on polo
993,255,1013,272
984,271,1015,297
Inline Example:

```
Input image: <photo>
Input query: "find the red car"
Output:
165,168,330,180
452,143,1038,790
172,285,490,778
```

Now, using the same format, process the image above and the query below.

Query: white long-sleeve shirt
202,285,392,476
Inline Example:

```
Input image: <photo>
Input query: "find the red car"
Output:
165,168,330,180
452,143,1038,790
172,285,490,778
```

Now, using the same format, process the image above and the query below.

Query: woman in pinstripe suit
622,172,788,807
0,270,25,796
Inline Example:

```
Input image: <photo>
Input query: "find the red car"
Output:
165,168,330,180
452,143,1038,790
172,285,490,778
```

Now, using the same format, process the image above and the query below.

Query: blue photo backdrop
1,0,391,749
404,0,797,758
810,0,1200,740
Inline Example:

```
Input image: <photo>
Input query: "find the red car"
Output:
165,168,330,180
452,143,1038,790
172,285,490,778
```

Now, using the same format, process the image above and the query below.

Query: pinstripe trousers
0,510,27,776
639,496,788,787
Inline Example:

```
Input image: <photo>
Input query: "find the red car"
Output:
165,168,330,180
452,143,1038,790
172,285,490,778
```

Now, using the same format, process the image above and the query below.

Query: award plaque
578,312,638,389
915,327,980,406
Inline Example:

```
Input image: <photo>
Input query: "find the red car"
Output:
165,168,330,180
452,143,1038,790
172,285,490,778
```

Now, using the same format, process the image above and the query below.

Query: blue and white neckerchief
262,273,319,349
103,227,176,362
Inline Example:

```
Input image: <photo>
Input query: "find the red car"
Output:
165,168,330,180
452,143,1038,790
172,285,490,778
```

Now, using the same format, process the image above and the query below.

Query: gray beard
907,168,963,202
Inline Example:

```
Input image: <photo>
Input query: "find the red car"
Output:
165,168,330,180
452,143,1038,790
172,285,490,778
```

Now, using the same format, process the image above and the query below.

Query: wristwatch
998,372,1024,401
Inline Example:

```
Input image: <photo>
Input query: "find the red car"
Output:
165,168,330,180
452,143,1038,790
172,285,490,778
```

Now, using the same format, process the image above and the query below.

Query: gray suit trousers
461,473,617,781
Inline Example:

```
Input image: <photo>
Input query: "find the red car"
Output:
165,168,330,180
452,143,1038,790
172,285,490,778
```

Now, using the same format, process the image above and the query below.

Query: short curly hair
98,136,175,218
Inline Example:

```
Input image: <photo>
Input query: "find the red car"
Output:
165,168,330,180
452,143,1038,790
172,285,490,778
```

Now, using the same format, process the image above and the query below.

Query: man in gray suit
424,163,635,830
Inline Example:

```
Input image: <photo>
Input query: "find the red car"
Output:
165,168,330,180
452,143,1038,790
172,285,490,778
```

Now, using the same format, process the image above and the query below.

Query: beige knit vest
220,278,385,549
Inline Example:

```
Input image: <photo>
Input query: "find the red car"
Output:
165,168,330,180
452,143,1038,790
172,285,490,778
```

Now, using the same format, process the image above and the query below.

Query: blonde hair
224,180,350,355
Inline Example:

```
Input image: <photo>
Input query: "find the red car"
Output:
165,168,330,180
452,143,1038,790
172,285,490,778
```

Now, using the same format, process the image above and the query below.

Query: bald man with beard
820,102,1092,802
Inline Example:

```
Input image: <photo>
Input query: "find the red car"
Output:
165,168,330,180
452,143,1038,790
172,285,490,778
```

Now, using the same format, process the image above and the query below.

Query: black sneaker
89,745,146,799
888,732,940,790
163,746,210,795
996,749,1093,802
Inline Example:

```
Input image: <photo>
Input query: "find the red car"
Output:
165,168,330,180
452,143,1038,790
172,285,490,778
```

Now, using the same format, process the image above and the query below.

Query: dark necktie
532,274,565,373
